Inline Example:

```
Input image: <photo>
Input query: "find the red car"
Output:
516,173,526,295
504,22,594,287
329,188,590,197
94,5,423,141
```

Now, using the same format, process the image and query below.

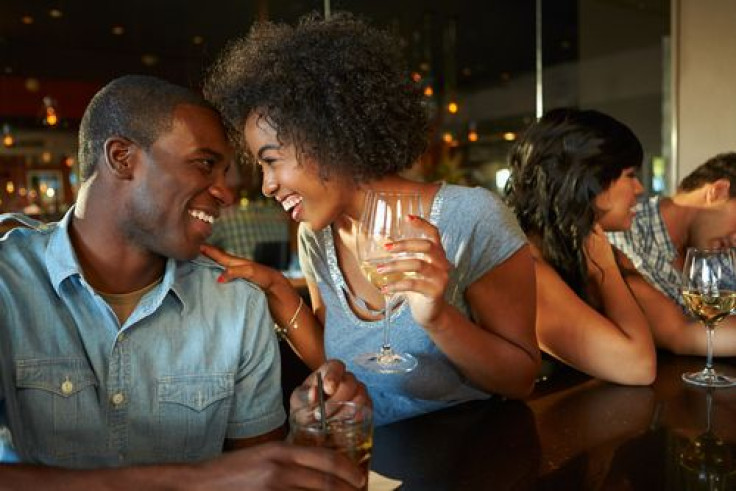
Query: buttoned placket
107,329,131,463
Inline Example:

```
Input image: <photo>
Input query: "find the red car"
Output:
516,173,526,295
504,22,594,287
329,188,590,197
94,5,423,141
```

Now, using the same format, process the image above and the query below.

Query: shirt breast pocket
155,373,234,462
15,358,99,464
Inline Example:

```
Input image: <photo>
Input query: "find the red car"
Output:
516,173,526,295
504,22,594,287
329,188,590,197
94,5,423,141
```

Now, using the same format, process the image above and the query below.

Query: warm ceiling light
2,124,14,147
442,132,453,144
6,182,15,194
468,130,478,142
141,54,159,67
49,8,63,18
111,25,125,35
25,78,40,92
192,35,204,45
423,86,434,97
503,132,517,141
21,15,34,25
448,102,459,114
411,72,422,83
43,97,59,127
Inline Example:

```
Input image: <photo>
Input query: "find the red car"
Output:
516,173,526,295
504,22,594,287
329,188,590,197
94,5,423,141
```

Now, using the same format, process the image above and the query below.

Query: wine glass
678,389,736,489
681,248,736,387
354,191,425,373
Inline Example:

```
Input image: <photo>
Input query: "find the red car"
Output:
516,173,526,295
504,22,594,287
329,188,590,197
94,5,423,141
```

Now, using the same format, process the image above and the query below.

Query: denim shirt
0,209,286,467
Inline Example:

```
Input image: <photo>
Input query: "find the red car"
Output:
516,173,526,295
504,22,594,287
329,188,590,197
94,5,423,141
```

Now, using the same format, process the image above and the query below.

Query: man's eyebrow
195,147,225,160
257,144,281,160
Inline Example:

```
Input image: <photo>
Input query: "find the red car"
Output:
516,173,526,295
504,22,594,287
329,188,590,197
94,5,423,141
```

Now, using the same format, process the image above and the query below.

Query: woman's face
594,167,644,231
243,113,357,231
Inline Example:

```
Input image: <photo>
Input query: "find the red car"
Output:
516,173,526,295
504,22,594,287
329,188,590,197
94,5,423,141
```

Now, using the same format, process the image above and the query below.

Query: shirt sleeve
297,223,318,283
225,285,286,439
462,188,527,286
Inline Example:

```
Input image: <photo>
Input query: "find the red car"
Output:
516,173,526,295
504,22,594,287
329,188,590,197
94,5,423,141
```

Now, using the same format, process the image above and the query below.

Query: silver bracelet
274,297,304,340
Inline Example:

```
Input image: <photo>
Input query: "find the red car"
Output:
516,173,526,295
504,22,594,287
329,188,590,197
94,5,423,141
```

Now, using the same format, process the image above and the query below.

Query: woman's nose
634,178,644,195
262,170,278,197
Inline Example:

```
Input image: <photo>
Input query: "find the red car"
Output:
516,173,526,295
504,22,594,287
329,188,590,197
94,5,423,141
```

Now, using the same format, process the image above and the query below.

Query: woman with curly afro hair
202,12,540,425
505,107,656,385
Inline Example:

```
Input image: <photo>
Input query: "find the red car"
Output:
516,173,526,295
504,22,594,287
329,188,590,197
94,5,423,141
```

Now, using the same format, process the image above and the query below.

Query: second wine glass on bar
355,191,425,374
680,247,736,387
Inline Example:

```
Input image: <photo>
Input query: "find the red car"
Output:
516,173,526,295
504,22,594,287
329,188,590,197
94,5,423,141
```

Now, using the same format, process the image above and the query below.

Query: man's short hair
78,75,214,181
679,152,736,197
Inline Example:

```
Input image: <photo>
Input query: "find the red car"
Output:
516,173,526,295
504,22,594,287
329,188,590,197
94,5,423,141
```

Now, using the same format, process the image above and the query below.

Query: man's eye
197,159,215,171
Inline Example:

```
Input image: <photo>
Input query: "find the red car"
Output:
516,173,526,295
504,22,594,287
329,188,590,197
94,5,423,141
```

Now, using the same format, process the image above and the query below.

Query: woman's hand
584,223,617,280
379,215,453,328
200,244,286,292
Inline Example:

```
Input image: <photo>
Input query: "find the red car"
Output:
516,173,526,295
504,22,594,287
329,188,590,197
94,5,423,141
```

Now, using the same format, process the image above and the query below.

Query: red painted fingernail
408,214,419,221
384,242,394,250
217,274,226,283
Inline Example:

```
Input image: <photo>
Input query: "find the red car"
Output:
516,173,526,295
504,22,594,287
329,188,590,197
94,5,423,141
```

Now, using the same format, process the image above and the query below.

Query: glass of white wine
355,191,424,374
681,247,736,387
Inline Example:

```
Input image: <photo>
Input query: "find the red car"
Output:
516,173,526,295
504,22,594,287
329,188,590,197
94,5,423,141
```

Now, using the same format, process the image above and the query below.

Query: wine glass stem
705,322,714,371
381,293,394,355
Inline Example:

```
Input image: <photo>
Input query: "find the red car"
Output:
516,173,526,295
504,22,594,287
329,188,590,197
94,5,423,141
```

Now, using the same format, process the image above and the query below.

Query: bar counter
371,352,736,490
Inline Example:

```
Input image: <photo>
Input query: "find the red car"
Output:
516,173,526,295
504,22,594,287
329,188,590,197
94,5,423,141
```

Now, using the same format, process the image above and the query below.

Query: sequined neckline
323,182,446,328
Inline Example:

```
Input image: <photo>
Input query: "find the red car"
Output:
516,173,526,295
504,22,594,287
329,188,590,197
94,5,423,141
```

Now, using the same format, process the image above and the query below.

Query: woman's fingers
200,243,241,266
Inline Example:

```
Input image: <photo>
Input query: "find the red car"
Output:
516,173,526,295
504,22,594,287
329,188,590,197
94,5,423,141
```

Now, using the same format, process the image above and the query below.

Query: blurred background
0,0,729,221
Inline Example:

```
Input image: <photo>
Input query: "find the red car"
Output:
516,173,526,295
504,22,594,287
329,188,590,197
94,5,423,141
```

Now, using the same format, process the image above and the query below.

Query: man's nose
210,175,236,207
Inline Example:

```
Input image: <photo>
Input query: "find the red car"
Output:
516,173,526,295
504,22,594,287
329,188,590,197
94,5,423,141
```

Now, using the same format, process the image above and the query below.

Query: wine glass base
682,369,736,388
354,351,417,374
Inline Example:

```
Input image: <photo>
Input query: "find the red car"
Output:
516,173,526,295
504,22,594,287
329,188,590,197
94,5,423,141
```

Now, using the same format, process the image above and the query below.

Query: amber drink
289,401,373,490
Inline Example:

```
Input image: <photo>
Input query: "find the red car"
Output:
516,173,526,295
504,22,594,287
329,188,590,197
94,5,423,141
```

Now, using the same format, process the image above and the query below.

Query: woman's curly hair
203,12,429,183
505,108,643,300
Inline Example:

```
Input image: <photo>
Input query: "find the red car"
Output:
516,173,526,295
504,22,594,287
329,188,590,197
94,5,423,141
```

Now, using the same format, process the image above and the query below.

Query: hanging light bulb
2,124,14,147
43,96,59,127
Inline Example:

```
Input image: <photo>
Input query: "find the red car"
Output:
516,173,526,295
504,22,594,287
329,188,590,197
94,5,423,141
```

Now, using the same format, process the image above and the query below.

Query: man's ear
102,137,137,180
705,179,731,205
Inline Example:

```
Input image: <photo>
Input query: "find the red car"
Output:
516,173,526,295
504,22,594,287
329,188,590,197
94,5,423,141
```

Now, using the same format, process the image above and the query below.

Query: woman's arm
533,230,656,385
200,244,325,370
442,246,541,398
384,216,540,398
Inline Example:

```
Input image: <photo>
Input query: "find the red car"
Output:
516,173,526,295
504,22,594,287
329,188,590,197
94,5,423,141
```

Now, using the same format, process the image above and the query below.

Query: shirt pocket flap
15,359,97,398
158,374,234,412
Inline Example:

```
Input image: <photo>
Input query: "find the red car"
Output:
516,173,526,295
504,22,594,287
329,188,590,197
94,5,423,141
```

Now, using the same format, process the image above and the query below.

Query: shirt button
111,393,125,406
61,380,74,395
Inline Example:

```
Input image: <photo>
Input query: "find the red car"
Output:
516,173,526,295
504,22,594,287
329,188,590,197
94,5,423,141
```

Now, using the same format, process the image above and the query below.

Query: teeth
281,195,303,212
188,209,214,224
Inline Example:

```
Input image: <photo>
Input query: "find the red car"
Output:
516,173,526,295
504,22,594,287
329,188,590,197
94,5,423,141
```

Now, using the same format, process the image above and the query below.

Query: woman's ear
103,137,137,180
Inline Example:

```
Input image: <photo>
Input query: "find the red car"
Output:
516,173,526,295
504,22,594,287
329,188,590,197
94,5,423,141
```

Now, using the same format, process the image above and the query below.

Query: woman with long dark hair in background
506,108,656,385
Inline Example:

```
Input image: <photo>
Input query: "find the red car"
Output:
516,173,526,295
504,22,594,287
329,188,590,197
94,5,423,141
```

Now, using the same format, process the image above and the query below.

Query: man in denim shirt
0,76,367,490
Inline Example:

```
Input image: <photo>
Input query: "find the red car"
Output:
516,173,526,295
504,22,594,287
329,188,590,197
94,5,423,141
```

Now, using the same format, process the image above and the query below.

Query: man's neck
70,188,166,294
659,193,701,261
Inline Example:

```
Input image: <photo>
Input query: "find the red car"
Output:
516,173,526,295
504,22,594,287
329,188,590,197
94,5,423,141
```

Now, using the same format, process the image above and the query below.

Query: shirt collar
45,206,186,313
46,207,83,296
